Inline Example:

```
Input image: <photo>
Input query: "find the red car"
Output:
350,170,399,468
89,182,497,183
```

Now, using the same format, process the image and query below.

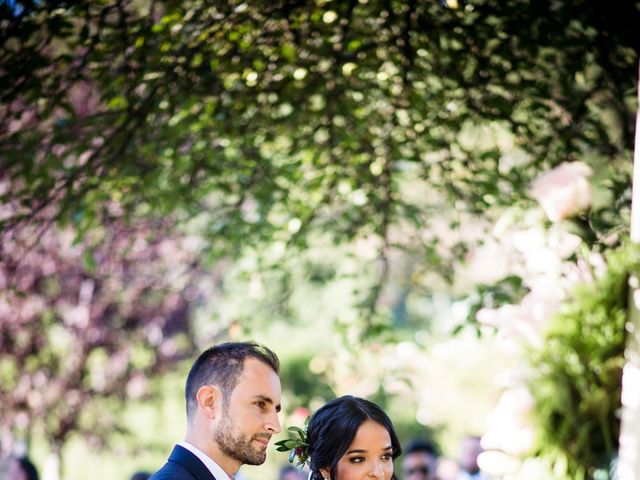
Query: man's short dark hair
185,341,279,418
404,438,438,457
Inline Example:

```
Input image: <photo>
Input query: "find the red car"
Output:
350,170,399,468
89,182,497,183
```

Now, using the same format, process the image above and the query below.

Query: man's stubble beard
214,403,268,466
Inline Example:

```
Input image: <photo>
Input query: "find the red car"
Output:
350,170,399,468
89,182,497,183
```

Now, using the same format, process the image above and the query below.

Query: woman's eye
349,456,365,464
381,453,392,461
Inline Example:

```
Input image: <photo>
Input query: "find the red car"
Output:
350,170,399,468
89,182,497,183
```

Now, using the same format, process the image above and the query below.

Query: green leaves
2,0,636,245
274,417,311,467
527,242,640,478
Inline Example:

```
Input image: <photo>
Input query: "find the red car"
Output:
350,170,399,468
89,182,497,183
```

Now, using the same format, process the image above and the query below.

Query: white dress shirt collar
178,441,233,480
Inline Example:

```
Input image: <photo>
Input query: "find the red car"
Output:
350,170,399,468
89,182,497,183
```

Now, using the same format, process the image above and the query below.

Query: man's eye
255,401,266,409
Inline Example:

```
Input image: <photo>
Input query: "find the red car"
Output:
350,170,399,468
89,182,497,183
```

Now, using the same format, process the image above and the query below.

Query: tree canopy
1,0,639,477
2,0,636,247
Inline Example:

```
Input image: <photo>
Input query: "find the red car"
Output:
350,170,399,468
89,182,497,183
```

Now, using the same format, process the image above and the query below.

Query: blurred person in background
401,438,438,480
130,471,151,480
5,455,40,480
150,342,282,480
455,436,487,480
278,464,305,480
434,457,459,480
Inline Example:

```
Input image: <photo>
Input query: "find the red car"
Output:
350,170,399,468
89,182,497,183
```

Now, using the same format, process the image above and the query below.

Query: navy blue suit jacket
150,445,217,480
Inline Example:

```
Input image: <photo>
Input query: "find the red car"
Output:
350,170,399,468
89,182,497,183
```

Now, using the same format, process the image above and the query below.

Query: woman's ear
319,468,330,480
195,385,222,419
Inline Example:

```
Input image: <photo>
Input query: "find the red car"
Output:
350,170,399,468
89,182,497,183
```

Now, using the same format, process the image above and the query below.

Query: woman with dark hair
278,395,402,480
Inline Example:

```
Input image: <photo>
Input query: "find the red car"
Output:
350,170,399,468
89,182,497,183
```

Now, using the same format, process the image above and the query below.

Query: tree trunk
618,60,640,480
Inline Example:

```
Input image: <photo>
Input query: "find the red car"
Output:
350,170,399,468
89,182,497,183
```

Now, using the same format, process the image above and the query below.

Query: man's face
402,451,436,480
214,357,282,466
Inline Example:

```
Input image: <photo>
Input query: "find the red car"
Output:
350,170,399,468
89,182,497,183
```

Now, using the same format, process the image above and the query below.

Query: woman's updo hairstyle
306,395,402,480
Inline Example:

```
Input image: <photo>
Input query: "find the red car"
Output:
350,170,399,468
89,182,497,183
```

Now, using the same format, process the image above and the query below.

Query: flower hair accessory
275,416,310,467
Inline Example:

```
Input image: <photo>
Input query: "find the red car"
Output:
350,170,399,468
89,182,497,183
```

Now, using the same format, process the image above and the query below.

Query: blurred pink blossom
477,450,521,477
567,252,607,283
482,386,535,456
476,282,561,346
530,162,592,222
68,81,101,119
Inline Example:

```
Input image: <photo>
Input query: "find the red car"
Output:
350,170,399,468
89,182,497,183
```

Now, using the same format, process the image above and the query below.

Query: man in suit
151,342,282,480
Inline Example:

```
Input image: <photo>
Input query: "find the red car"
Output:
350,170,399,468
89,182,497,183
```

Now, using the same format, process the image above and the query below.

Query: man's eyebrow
253,395,282,412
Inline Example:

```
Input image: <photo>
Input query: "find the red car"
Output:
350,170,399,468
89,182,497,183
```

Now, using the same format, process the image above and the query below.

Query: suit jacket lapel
168,445,217,480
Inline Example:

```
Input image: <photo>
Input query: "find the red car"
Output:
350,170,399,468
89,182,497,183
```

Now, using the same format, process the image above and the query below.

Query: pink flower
476,282,561,346
483,387,535,456
530,162,592,221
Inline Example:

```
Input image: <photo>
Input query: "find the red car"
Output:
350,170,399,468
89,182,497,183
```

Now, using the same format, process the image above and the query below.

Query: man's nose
266,410,281,433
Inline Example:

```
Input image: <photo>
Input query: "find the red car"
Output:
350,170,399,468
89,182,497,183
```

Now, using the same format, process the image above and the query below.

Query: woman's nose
368,460,385,478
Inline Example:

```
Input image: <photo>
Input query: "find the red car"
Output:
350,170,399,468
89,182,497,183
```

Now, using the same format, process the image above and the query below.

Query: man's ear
195,385,222,419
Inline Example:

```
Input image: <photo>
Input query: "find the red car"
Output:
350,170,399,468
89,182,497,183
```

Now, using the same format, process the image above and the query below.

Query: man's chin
243,453,267,466
243,444,268,465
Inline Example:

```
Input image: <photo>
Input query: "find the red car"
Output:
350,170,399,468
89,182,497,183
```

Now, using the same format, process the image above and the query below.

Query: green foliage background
528,243,640,479
1,0,639,479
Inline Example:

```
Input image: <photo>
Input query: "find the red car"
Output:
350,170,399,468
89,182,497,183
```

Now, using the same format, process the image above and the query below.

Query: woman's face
322,419,394,480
